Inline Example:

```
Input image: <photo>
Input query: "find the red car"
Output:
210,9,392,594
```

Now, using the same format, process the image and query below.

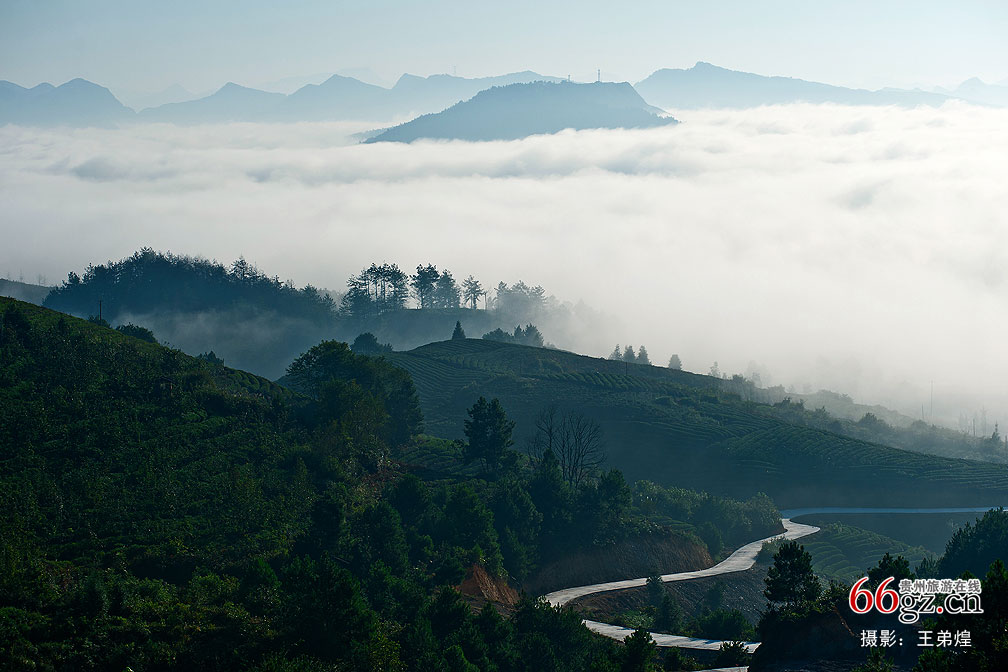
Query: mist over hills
366,81,677,143
635,61,955,109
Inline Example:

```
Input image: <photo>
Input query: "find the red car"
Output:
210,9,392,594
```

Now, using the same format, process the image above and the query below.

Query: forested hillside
40,250,592,378
0,297,776,670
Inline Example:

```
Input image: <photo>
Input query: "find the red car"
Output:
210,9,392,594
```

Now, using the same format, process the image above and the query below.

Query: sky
1,1,1007,93
2,104,1007,430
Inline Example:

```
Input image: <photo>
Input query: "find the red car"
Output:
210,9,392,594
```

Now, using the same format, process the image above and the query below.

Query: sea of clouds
1,102,1006,427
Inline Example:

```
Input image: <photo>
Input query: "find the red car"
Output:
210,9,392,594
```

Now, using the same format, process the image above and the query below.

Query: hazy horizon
2,1,1006,95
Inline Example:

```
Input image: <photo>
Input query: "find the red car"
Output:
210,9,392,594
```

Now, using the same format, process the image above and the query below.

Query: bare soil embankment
523,532,712,596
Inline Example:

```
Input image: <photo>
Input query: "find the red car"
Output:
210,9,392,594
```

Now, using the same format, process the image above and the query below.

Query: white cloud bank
1,103,1006,427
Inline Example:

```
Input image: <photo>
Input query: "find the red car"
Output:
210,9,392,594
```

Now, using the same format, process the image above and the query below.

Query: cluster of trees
341,262,412,316
452,396,639,573
938,508,1008,578
115,322,158,343
616,577,754,653
350,331,394,355
341,263,485,317
44,248,337,325
340,263,549,320
609,344,652,366
493,281,547,317
482,324,545,347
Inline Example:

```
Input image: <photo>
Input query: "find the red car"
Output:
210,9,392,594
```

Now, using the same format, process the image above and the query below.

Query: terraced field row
389,353,493,395
798,523,932,582
724,426,1008,493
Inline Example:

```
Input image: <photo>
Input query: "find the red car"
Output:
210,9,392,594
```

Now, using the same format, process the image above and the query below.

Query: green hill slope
0,297,308,581
390,339,1008,507
762,524,933,584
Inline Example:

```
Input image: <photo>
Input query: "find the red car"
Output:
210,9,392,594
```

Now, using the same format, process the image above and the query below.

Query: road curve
543,518,818,653
542,506,1002,653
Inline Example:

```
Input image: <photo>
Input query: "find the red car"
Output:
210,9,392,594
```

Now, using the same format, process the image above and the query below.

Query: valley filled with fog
2,101,1006,429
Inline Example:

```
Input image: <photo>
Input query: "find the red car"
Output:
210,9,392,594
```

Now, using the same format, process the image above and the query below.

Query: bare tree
526,405,560,461
559,412,606,488
527,405,606,488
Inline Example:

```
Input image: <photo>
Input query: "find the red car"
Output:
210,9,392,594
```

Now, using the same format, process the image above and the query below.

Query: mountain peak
367,80,676,143
394,73,425,87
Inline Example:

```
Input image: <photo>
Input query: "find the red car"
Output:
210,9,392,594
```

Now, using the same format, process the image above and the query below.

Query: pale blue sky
2,1,1006,92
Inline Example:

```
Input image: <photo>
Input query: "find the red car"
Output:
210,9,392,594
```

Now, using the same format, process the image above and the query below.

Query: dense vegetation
1,298,777,671
44,248,338,326
389,339,1008,507
752,511,1008,671
938,508,1008,578
482,324,545,348
610,577,755,643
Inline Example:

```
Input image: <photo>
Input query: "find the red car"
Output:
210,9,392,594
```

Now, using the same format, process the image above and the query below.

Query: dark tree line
608,344,651,366
44,248,337,325
482,324,544,347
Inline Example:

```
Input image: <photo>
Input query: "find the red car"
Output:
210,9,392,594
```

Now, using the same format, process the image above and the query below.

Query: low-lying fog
1,103,1005,429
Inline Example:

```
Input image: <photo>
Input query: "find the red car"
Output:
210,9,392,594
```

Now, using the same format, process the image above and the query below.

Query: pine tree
463,397,515,473
452,321,466,340
764,541,821,607
636,345,651,366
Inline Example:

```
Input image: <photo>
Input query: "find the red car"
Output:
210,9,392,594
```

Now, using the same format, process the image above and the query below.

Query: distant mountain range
0,78,133,126
635,62,954,109
3,63,1006,128
366,81,676,143
137,71,566,124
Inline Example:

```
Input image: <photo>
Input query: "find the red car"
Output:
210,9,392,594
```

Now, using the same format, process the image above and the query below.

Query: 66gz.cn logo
848,577,984,625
